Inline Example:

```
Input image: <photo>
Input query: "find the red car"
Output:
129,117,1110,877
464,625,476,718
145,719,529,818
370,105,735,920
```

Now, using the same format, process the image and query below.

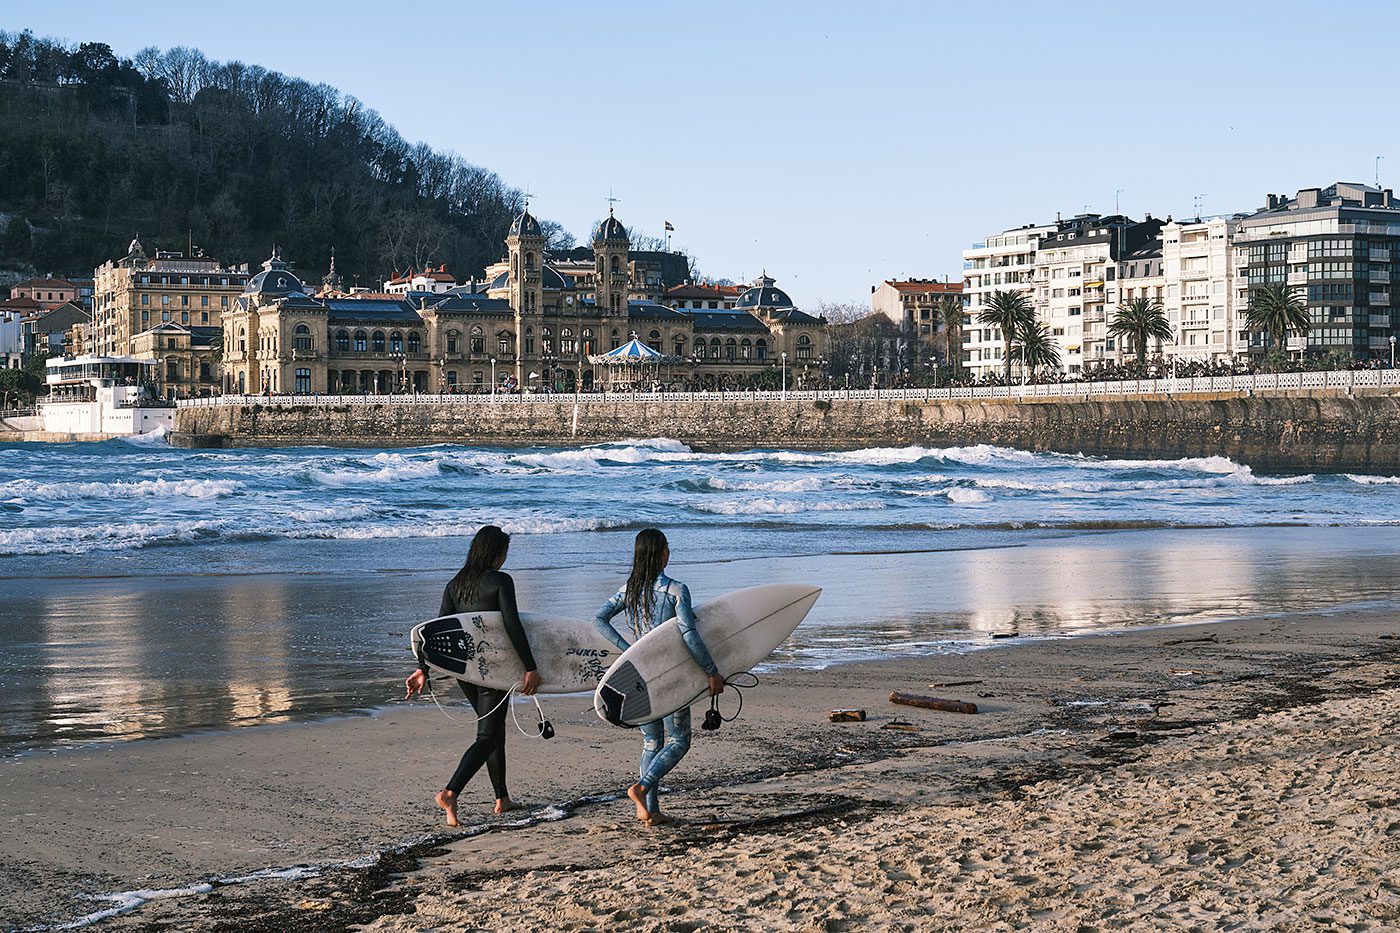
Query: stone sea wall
172,390,1400,473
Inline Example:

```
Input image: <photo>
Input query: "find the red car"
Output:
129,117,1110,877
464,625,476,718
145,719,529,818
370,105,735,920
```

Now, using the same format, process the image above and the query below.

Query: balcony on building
1370,269,1391,284
1286,270,1308,285
1370,292,1391,306
1369,314,1392,328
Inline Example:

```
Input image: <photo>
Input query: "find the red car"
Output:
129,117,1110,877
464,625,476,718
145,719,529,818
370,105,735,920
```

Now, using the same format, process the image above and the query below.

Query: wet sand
2,608,1398,930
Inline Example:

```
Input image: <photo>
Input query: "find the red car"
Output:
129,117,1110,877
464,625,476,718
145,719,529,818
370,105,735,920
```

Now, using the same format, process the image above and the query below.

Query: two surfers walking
407,525,723,828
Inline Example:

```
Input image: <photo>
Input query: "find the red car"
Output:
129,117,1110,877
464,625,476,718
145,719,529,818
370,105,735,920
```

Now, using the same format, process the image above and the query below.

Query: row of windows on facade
141,310,212,326
239,325,814,360
129,274,243,287
133,293,230,309
160,359,214,381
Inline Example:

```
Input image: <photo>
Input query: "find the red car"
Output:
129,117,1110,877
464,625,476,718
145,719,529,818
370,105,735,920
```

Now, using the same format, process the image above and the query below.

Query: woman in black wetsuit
404,525,541,826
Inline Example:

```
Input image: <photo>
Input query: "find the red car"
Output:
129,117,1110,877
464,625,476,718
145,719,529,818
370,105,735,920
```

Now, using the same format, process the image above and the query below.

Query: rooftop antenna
1377,155,1385,187
1115,188,1124,215
1193,194,1206,220
606,188,621,216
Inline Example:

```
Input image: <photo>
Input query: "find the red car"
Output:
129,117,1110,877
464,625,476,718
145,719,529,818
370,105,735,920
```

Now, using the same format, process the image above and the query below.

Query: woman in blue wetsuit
595,528,724,826
405,525,541,827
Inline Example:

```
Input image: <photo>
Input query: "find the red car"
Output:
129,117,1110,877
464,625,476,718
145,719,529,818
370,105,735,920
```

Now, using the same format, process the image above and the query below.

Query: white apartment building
961,223,1054,377
1109,243,1164,365
1161,216,1241,361
1031,215,1163,374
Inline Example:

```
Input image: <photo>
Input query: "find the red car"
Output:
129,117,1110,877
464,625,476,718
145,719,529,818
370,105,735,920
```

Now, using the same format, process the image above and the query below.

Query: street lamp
389,351,406,394
1390,335,1395,369
780,351,788,400
490,356,497,399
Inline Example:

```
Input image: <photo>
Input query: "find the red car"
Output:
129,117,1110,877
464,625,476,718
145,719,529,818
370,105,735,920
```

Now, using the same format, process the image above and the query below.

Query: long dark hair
624,528,669,636
449,525,510,603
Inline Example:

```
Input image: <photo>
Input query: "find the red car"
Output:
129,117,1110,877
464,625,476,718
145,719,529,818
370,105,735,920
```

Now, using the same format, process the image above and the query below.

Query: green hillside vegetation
0,30,566,283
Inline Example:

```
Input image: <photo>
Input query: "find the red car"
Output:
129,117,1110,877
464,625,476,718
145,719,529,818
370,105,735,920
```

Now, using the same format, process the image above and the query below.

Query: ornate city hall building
220,209,826,394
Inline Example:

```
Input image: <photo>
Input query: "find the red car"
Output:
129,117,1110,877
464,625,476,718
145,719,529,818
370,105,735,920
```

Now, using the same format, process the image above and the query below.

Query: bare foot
494,797,522,814
435,789,460,827
645,811,674,827
626,783,651,822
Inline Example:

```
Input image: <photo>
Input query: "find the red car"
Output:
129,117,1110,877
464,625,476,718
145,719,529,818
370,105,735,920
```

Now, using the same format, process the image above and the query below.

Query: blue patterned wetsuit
595,573,718,813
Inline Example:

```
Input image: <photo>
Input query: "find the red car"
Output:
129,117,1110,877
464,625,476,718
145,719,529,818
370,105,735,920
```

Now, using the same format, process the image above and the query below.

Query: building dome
244,248,306,297
736,280,794,310
595,213,628,244
510,209,543,238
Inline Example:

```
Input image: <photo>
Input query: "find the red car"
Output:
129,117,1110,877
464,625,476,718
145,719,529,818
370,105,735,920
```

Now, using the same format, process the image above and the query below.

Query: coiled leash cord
701,672,760,731
426,673,554,739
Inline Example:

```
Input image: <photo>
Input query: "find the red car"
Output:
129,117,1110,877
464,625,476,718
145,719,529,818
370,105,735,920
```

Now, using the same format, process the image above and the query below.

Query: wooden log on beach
828,709,867,723
889,691,977,714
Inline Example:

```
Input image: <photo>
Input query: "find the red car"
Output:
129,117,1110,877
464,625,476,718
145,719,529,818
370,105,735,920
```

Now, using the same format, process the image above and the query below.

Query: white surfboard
593,583,821,727
411,611,618,694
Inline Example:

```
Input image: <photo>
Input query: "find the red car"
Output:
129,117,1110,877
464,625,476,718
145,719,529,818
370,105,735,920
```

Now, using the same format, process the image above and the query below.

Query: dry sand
3,610,1398,931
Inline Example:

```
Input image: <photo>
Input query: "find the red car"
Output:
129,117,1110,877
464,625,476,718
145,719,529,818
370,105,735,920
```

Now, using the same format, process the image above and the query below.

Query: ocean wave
945,487,991,503
700,476,825,493
969,467,1314,493
1075,454,1244,474
692,497,887,516
1344,474,1400,485
305,452,454,485
0,477,240,502
0,520,228,555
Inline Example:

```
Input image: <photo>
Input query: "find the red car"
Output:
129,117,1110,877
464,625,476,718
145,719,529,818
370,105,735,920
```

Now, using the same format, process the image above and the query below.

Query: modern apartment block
92,239,248,359
1032,215,1163,373
961,223,1054,377
1161,216,1240,361
1233,183,1400,359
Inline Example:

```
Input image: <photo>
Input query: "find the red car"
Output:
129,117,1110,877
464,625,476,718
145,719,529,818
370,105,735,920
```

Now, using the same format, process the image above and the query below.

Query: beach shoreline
3,608,1397,931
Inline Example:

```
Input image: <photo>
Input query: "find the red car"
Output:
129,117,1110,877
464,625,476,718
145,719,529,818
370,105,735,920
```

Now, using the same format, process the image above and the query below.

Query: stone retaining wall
172,391,1400,473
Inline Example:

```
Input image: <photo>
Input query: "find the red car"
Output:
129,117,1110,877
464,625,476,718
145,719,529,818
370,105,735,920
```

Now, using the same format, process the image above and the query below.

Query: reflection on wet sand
3,526,1397,753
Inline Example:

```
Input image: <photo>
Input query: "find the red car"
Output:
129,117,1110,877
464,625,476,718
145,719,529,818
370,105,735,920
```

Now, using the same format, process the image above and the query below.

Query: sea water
2,436,1398,752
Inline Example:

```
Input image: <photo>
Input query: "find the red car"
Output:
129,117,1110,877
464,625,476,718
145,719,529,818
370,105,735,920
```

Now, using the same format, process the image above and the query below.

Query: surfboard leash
424,673,554,740
702,672,760,731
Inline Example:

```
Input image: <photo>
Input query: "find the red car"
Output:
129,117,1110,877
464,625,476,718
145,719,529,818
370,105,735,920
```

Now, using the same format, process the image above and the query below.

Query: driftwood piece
929,679,982,688
889,691,977,714
881,719,922,733
828,709,867,723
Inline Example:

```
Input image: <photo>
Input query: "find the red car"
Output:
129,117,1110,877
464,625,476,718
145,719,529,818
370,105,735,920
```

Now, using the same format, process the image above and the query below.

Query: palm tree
1107,296,1173,369
936,295,964,377
978,289,1035,383
1245,283,1309,358
1011,320,1061,380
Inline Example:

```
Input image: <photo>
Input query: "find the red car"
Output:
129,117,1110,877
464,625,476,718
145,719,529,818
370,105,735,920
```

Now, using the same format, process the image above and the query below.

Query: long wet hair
624,528,669,636
449,525,510,603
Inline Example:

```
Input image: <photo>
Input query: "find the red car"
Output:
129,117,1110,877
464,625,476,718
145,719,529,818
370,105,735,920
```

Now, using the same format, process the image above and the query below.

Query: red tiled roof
13,277,78,290
388,264,455,285
886,279,962,294
0,296,41,310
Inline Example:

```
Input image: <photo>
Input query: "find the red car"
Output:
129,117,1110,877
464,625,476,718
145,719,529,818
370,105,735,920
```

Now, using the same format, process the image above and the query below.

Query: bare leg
494,797,522,814
435,789,460,827
626,782,651,822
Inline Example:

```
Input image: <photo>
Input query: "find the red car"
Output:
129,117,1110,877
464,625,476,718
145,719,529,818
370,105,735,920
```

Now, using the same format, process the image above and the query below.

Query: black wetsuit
421,570,538,798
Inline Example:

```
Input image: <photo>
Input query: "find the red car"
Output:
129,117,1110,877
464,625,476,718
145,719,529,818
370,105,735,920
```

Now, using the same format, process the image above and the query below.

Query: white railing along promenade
175,368,1400,409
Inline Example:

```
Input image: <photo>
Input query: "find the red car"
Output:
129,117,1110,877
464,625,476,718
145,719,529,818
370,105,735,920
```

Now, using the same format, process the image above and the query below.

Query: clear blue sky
14,0,1400,306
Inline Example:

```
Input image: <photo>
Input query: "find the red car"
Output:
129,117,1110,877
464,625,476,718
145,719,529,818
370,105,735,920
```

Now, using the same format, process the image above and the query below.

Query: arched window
673,335,686,355
335,329,350,352
446,329,460,355
470,325,485,355
562,327,575,354
238,327,246,352
354,330,368,352
524,251,535,271
710,337,722,354
755,338,768,360
407,331,421,353
797,334,812,359
647,329,662,352
725,338,738,360
541,326,554,355
740,338,752,359
511,254,519,275
581,327,594,354
389,331,403,353
524,326,535,355
294,323,313,352
610,328,621,350
694,340,706,359
610,255,620,273
371,330,386,352
498,331,512,355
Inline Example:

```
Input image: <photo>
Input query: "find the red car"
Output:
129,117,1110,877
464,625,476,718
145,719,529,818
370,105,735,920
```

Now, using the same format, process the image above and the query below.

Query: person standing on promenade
595,528,724,826
405,525,541,826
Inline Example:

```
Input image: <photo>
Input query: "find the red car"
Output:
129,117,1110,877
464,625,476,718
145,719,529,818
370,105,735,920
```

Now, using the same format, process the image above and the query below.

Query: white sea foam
945,487,991,504
0,520,225,555
306,452,449,485
693,497,886,516
1077,454,1243,474
703,476,824,493
1344,473,1400,485
117,425,169,447
0,477,240,501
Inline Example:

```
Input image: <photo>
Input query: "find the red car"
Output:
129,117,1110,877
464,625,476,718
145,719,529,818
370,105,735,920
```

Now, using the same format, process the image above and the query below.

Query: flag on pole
664,221,674,232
